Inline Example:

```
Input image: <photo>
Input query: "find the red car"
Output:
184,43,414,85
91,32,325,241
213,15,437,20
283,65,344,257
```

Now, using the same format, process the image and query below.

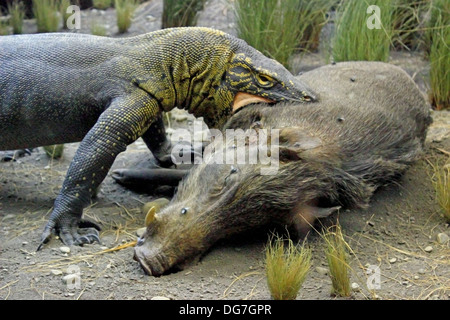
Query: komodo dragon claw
37,219,101,251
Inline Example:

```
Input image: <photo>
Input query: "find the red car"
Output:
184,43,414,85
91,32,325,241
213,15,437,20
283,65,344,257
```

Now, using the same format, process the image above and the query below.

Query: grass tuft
43,144,65,159
330,0,394,62
33,0,60,33
8,0,25,34
427,0,450,110
429,160,450,222
162,0,206,29
115,0,139,34
265,235,312,300
0,8,9,35
234,0,335,70
93,0,114,10
391,0,429,51
324,224,352,297
91,22,107,36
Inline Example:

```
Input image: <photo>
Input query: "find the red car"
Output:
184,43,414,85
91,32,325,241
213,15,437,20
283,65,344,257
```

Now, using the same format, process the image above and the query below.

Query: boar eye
181,207,189,215
224,166,239,185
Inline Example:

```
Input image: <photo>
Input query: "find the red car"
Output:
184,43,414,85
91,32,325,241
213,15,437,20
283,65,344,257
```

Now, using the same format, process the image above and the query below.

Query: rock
418,268,426,274
436,233,449,244
424,246,433,253
151,296,171,300
389,258,397,264
51,269,63,276
315,267,328,276
59,246,71,254
136,227,146,238
351,283,360,292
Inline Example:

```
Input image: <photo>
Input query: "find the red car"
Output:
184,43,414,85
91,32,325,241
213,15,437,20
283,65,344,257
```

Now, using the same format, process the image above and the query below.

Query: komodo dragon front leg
39,90,160,248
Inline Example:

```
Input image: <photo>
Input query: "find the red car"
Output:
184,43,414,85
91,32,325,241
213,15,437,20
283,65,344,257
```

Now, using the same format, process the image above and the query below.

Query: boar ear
145,206,157,227
278,127,322,162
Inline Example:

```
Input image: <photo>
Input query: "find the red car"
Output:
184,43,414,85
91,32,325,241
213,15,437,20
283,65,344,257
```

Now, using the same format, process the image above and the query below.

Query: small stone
424,246,433,253
367,221,375,227
51,269,63,276
389,258,397,264
151,296,171,300
22,241,28,246
59,246,71,254
100,246,109,250
418,268,426,274
316,267,328,276
351,283,360,292
136,227,146,238
436,233,449,244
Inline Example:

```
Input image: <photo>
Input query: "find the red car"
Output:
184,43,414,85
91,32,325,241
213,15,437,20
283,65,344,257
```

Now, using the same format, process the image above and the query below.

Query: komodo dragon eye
255,74,275,88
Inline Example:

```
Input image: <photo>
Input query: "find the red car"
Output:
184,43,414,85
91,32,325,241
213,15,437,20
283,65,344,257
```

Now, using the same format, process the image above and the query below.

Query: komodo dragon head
193,29,317,128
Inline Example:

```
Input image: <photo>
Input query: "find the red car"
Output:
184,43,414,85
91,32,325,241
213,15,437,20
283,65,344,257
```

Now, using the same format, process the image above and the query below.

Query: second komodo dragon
0,27,316,248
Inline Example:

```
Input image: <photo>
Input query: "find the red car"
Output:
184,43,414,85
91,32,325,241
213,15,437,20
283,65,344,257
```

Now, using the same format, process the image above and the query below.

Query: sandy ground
0,0,449,300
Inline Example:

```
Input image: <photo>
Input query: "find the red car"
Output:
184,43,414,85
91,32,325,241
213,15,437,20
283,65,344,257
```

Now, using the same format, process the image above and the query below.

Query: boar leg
290,203,341,237
0,149,33,162
112,168,189,187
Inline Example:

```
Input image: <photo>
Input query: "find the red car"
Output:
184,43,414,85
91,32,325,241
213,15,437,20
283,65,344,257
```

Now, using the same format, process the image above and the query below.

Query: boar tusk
145,206,157,227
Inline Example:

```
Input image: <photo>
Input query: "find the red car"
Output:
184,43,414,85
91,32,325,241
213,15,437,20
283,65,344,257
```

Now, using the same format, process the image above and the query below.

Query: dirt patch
0,0,449,300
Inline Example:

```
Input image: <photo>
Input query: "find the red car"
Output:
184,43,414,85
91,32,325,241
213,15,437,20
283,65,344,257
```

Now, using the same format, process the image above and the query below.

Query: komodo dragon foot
37,216,101,251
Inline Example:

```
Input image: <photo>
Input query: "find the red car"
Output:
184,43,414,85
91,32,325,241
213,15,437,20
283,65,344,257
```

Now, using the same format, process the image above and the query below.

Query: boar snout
134,244,169,277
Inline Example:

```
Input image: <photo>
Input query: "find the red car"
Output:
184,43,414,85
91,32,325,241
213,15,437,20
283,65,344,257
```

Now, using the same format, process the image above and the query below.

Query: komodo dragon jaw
223,52,317,116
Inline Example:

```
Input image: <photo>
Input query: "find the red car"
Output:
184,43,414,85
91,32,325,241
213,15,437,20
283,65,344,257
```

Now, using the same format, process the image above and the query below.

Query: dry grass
324,224,352,297
429,159,450,222
265,235,312,300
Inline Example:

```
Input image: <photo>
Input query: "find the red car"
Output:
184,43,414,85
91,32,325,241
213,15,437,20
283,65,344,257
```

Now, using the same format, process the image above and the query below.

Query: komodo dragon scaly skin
0,27,316,248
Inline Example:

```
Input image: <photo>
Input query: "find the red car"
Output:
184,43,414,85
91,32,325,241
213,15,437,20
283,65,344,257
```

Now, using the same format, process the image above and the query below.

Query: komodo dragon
0,27,316,248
